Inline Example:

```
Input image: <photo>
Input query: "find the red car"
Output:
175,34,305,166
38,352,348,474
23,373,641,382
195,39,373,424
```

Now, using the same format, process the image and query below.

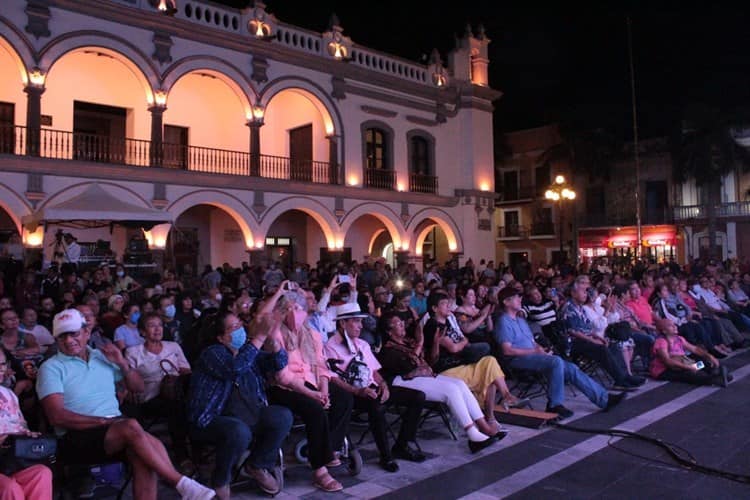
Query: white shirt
125,341,190,402
63,241,81,263
18,324,55,352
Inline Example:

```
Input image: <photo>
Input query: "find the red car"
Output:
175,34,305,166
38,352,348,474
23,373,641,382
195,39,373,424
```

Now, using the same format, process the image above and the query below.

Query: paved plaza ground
85,348,750,499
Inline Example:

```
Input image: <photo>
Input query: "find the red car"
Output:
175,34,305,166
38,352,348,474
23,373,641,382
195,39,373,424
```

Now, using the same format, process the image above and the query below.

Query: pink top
0,384,29,434
276,328,332,389
649,335,687,379
324,333,382,387
625,297,654,327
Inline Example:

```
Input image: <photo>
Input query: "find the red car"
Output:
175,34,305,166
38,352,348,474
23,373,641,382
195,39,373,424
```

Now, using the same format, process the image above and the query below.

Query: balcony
409,173,438,194
0,125,338,184
530,222,555,236
497,225,529,239
364,168,397,190
498,184,536,203
579,213,637,228
674,201,750,221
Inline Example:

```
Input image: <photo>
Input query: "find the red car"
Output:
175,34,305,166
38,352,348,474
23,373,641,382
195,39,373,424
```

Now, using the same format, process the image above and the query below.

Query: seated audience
188,312,291,498
326,303,426,472
37,309,215,500
495,287,626,418
650,318,731,387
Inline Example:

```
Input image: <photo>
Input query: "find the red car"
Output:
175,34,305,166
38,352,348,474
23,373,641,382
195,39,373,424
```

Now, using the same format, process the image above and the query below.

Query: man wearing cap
36,309,215,500
494,287,625,419
325,303,427,472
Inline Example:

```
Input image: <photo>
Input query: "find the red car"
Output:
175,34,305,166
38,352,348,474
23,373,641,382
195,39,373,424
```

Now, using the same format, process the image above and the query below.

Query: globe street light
545,175,576,263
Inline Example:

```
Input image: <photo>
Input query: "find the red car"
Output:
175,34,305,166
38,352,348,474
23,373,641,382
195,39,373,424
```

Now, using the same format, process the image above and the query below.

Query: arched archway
0,22,36,85
408,209,462,263
39,34,159,103
261,198,338,250
0,34,33,129
168,190,259,250
41,42,158,148
168,191,260,274
341,203,406,266
0,183,30,236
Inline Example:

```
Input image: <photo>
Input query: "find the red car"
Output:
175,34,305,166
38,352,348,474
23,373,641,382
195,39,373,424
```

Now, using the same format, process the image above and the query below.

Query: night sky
216,1,750,140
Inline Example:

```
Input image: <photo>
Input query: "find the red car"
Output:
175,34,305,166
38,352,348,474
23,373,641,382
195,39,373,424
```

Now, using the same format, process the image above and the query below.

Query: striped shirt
522,299,558,327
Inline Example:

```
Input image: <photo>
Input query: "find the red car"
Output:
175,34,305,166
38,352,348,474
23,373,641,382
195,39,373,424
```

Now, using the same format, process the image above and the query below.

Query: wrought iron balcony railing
408,172,438,194
0,125,338,184
364,167,397,190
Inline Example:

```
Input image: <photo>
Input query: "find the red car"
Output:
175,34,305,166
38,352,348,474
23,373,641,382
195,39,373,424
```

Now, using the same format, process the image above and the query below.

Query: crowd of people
0,252,747,499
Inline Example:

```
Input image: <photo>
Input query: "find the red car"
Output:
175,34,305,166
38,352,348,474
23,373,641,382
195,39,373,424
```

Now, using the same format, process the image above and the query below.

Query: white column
727,222,737,259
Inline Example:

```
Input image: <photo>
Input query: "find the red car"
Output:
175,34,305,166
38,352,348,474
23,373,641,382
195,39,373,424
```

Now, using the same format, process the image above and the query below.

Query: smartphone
694,361,705,370
338,274,350,283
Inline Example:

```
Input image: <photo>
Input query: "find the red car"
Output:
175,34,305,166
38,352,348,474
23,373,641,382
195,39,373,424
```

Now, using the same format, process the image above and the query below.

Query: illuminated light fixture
448,242,458,251
156,0,177,15
554,174,565,185
153,89,168,107
347,175,359,186
428,49,449,88
254,240,264,249
248,1,276,40
28,67,45,87
397,182,405,192
23,226,44,247
479,181,490,192
335,239,344,250
323,14,352,61
251,104,264,125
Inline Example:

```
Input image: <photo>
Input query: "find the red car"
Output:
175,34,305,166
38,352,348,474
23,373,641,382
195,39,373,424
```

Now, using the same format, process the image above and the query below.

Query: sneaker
245,466,281,495
391,444,426,463
546,405,574,419
176,476,216,500
604,392,626,412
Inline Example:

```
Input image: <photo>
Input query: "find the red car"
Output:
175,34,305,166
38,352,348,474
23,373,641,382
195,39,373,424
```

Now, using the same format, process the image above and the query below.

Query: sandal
326,452,342,467
313,472,343,492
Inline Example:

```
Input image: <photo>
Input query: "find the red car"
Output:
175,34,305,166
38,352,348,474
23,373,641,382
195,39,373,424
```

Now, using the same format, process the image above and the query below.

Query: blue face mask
164,304,176,318
229,327,246,349
129,311,141,324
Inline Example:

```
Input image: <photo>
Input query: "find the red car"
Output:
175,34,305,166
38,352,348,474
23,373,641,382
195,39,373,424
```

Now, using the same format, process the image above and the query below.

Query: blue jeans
190,405,292,488
509,354,608,408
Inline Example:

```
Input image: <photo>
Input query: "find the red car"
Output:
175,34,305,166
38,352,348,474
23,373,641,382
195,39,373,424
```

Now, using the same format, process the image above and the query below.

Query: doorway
289,124,312,182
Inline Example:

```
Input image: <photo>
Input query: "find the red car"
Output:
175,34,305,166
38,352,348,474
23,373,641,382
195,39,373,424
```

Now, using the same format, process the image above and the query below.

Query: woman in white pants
377,312,504,453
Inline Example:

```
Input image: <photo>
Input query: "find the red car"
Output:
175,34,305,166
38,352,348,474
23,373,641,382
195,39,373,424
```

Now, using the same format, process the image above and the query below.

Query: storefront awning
22,183,172,230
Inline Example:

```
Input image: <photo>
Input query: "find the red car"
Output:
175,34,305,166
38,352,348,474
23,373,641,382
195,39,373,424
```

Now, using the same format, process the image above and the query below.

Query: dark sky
217,1,750,139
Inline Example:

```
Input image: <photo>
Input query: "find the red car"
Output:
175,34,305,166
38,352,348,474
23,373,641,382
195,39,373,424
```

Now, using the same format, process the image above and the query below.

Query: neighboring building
494,124,571,270
0,0,500,276
575,137,679,265
673,168,750,263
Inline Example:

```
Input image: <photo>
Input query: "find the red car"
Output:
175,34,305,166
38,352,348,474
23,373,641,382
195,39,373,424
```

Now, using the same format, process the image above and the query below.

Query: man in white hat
36,309,215,500
325,302,427,472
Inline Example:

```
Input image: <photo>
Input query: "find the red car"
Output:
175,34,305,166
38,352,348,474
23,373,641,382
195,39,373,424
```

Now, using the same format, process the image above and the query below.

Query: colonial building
0,0,499,275
494,124,571,270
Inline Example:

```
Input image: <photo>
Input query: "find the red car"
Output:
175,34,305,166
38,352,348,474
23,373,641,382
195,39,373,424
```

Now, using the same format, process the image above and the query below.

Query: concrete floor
84,348,750,499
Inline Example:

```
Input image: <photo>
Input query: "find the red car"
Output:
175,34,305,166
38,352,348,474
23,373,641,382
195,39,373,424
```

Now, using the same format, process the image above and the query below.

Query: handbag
605,321,632,342
13,436,57,462
158,359,187,402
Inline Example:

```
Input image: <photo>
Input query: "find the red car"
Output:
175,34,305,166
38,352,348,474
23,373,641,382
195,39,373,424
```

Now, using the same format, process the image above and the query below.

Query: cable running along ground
551,422,750,484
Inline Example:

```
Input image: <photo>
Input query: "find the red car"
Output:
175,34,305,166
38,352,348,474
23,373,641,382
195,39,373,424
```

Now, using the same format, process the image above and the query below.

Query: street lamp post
545,175,576,263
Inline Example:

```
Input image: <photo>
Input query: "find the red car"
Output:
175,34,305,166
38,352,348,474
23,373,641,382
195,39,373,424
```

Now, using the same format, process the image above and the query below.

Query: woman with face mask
124,312,193,472
261,283,352,493
187,311,291,498
114,303,144,351
113,264,142,295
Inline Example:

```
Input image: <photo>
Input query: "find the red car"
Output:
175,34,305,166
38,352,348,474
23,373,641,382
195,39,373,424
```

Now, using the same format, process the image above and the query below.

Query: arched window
361,121,395,189
365,127,388,170
410,136,429,175
407,130,437,193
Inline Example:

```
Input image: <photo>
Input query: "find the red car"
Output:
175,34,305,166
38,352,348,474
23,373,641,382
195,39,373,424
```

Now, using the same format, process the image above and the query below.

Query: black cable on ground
551,421,750,484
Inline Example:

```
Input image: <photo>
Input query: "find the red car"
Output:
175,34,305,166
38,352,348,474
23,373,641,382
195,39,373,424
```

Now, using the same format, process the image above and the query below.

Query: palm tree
670,103,750,260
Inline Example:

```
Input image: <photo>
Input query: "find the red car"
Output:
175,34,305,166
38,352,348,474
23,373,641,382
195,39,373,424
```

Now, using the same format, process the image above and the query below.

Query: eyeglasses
57,331,82,339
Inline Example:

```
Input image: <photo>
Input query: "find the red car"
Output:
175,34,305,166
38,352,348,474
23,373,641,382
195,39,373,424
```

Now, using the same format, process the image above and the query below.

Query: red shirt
625,297,654,327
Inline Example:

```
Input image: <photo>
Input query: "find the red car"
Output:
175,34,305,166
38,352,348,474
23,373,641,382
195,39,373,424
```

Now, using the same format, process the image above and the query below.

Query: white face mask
215,293,223,302
116,271,125,277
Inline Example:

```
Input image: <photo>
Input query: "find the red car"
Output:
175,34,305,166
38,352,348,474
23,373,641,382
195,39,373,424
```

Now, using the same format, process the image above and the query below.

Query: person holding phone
649,318,731,387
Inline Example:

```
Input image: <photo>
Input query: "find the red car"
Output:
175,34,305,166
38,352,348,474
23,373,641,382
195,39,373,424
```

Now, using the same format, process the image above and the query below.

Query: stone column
326,134,339,184
149,105,165,167
247,121,262,177
24,84,45,156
